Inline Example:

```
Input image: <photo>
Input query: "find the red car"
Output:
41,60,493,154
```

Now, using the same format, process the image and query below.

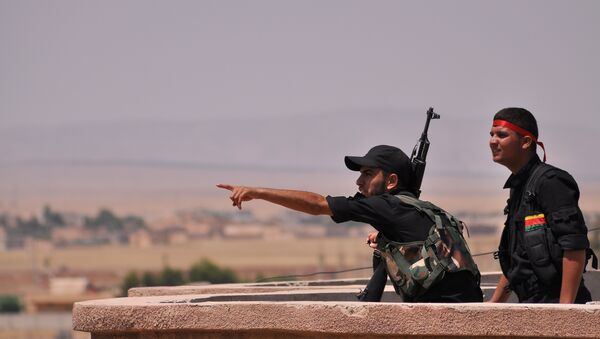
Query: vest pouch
523,226,558,284
378,241,428,297
382,195,482,298
432,227,478,274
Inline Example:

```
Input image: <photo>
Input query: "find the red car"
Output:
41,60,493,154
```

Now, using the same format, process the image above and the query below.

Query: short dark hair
381,170,414,195
493,107,538,138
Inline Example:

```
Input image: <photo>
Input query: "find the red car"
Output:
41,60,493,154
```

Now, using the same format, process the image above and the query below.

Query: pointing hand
216,184,257,210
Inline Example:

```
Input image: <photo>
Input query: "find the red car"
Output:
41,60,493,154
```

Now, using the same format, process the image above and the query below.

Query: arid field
0,235,502,295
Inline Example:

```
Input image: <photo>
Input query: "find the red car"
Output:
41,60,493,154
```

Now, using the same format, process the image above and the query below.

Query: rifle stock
356,254,388,302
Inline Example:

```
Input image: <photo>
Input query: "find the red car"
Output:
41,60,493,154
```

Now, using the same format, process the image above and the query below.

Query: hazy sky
1,1,600,215
2,0,599,124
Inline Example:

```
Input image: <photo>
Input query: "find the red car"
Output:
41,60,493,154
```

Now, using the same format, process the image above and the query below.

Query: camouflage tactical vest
376,195,480,298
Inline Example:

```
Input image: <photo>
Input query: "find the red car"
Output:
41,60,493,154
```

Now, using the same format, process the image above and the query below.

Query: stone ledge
74,272,600,338
73,293,600,338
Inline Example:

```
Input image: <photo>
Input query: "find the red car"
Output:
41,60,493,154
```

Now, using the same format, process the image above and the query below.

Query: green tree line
121,258,239,296
0,206,147,240
0,295,21,313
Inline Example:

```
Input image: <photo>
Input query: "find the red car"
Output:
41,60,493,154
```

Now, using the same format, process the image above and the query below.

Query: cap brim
344,156,378,171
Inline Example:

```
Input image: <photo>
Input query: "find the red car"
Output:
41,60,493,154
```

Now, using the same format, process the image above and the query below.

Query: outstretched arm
217,184,332,216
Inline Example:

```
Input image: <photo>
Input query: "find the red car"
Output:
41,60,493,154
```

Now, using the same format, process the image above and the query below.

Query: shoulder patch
524,213,546,232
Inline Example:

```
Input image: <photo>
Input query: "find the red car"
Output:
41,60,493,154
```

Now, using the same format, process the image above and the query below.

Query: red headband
493,119,546,162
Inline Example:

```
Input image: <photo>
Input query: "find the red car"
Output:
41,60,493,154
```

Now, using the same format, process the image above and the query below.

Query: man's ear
521,135,534,150
386,173,399,191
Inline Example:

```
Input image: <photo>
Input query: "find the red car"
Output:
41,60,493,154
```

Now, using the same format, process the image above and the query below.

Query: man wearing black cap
488,107,593,304
218,144,483,302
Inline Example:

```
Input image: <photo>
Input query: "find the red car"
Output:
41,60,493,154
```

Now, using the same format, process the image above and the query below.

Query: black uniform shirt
501,155,590,288
326,191,430,242
326,191,482,302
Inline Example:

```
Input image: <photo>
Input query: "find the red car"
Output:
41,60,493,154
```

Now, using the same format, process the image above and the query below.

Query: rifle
356,252,387,302
357,107,440,302
410,107,440,198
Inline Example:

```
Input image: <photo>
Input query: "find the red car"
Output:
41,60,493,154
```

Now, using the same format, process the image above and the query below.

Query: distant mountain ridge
1,109,598,180
0,109,483,174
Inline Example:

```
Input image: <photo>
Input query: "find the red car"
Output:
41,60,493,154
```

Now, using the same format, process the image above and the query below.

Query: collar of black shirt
395,190,417,198
351,190,417,199
503,155,542,189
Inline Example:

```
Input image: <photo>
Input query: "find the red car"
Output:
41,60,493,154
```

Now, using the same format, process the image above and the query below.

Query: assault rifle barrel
411,107,440,198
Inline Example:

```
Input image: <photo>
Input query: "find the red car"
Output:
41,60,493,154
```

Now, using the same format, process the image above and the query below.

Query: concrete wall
73,272,600,338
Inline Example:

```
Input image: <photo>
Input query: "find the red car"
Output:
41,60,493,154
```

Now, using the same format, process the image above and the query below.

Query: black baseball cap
344,145,413,186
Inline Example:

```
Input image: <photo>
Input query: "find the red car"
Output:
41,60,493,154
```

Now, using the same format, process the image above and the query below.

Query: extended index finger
216,184,234,191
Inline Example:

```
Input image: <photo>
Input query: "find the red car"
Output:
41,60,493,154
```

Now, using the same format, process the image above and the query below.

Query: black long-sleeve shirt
499,155,590,302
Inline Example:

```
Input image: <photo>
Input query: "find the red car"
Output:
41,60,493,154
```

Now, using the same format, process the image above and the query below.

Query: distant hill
0,109,500,176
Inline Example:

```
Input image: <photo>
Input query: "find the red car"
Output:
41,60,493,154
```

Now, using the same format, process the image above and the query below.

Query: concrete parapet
74,294,600,338
74,272,600,338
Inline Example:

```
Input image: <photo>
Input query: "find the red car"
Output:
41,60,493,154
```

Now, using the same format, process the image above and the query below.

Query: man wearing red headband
488,107,593,303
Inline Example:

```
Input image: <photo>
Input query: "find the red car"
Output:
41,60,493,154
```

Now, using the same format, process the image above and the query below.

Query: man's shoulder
377,193,409,204
353,194,414,211
357,193,402,207
531,163,582,207
530,162,577,187
540,163,577,184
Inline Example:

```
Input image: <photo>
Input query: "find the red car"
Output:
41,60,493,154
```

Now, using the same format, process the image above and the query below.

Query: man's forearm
488,274,511,302
217,184,332,216
255,188,332,216
560,249,586,303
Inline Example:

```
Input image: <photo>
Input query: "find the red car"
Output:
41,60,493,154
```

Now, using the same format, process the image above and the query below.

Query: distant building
167,228,188,244
222,223,264,239
52,226,85,245
128,229,153,248
262,224,288,240
24,238,53,251
50,277,89,295
59,212,86,228
291,223,327,238
151,226,190,245
182,221,213,239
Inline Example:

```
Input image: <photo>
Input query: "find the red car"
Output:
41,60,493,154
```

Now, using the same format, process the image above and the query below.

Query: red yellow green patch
524,213,546,232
